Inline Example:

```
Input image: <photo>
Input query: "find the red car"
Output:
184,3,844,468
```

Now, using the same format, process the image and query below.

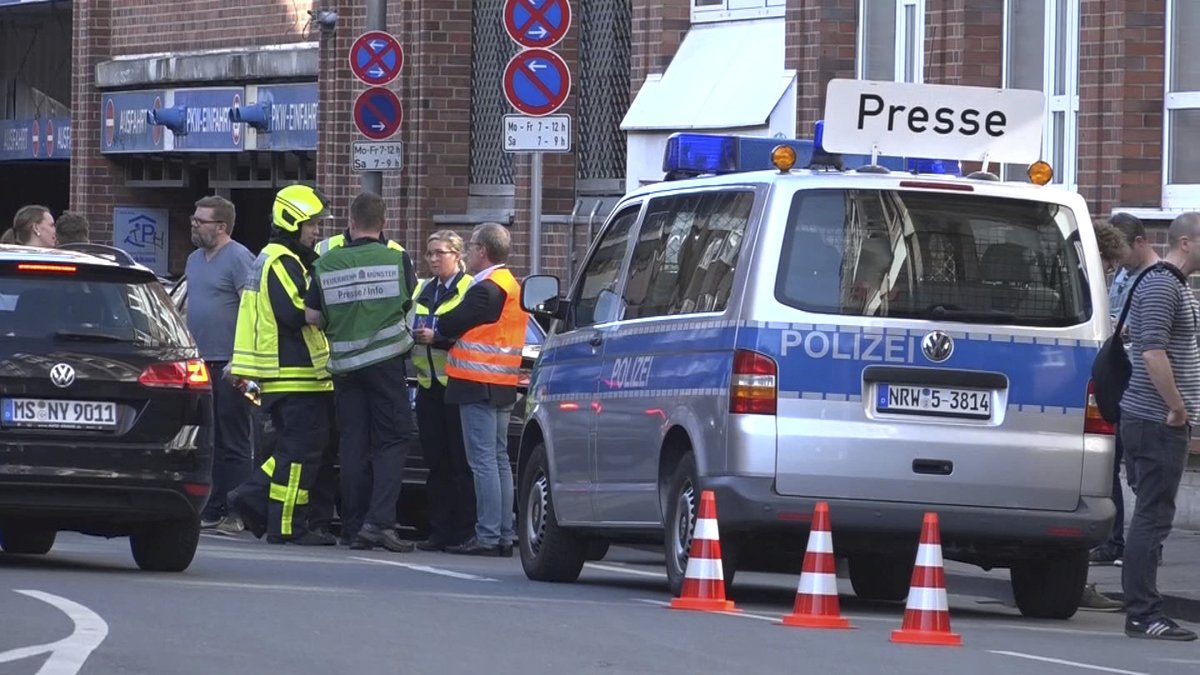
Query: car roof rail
58,242,144,269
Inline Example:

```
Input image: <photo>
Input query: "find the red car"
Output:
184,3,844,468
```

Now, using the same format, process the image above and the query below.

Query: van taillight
731,349,776,415
139,360,212,391
1084,380,1115,435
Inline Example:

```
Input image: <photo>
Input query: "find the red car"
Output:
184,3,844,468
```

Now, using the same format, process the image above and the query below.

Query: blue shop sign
173,87,245,152
0,117,71,161
101,90,167,154
255,83,319,152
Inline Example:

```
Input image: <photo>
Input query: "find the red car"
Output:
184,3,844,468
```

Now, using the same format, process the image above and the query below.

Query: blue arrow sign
354,87,403,140
350,31,404,86
504,0,571,49
503,48,571,117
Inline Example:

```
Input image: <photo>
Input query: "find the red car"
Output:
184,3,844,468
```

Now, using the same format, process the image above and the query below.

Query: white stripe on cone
693,518,720,542
805,530,833,554
683,556,725,581
798,571,838,596
904,586,949,613
915,543,944,567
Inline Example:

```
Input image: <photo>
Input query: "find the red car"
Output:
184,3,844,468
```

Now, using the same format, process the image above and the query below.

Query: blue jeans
1120,417,1190,622
460,401,514,546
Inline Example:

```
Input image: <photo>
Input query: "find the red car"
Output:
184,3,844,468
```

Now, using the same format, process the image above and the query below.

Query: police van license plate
1,398,118,430
876,384,991,419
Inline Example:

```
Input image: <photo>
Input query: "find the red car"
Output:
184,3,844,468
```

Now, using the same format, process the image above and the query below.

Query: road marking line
435,592,639,608
0,590,109,675
133,579,360,594
1153,658,1200,665
586,562,666,579
350,556,499,582
632,598,784,623
989,650,1149,675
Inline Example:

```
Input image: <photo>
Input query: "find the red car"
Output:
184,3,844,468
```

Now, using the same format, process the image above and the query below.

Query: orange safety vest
445,267,528,387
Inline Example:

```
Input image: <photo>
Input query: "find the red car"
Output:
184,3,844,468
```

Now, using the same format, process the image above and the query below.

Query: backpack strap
1116,262,1191,335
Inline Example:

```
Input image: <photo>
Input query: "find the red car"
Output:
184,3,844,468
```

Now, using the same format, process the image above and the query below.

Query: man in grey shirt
1118,212,1200,641
186,195,257,534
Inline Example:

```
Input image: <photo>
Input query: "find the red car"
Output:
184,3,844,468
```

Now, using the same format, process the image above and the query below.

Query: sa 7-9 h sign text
504,114,571,153
352,141,404,172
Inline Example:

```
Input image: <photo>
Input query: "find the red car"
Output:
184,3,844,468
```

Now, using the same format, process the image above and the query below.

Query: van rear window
775,189,1092,327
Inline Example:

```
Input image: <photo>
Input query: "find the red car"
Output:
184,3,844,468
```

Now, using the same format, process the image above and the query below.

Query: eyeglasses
190,217,225,226
425,250,456,258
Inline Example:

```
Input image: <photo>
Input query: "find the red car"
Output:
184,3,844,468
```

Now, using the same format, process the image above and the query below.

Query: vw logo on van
921,331,954,363
50,363,76,388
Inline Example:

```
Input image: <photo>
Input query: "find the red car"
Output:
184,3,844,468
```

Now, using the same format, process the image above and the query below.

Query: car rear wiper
53,329,133,343
924,305,1017,323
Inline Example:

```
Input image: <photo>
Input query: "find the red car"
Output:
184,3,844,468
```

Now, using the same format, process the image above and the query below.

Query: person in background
186,195,257,535
55,211,91,246
1092,213,1163,569
226,184,336,546
1117,212,1200,641
305,191,417,553
422,223,527,557
11,205,56,248
411,230,476,552
1,229,15,244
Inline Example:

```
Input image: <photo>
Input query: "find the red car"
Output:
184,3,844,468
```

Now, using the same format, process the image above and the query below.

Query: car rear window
775,189,1092,327
0,267,193,348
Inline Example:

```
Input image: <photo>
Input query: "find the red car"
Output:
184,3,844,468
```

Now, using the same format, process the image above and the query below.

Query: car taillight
17,262,76,273
1084,379,1115,435
730,349,776,415
139,360,211,391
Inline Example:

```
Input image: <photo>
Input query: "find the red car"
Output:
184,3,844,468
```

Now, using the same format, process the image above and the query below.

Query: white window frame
691,0,785,24
856,0,925,83
1000,0,1079,190
1164,0,1200,208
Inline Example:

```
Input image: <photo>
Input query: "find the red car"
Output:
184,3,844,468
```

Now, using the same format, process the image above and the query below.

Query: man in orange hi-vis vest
415,222,527,557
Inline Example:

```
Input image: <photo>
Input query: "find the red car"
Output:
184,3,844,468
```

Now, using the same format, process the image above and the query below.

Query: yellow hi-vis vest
230,243,332,394
316,232,407,257
411,274,473,388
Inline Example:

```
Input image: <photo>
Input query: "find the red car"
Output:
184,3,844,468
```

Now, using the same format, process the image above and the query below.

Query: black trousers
201,361,255,520
228,392,333,540
335,355,413,539
417,381,476,545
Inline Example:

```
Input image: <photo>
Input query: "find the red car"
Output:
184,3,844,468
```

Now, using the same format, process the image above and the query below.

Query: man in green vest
305,191,417,552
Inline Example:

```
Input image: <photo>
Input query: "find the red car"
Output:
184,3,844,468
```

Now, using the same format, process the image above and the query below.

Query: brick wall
629,0,691,101
787,0,857,135
109,0,316,55
1077,0,1165,217
925,0,1002,88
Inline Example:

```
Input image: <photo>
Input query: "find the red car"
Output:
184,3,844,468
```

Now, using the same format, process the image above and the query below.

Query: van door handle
588,333,603,347
913,459,953,476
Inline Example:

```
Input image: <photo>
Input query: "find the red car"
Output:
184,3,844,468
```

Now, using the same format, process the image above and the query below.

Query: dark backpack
1091,262,1189,423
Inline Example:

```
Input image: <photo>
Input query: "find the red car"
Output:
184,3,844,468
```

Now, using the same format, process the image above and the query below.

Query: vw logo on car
49,363,76,388
921,331,954,363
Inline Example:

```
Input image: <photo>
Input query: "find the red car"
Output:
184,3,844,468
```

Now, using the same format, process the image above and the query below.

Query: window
1001,0,1079,188
691,0,785,23
775,189,1091,327
569,206,640,329
622,190,754,320
858,0,924,83
1165,0,1200,207
0,271,192,347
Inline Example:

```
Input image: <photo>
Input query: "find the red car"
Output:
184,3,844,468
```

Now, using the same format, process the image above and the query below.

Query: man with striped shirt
1118,212,1200,641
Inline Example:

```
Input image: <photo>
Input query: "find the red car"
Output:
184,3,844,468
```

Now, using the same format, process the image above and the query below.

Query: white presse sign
821,79,1046,165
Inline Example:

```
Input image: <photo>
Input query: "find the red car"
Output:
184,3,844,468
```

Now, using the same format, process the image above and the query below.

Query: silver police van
515,81,1115,620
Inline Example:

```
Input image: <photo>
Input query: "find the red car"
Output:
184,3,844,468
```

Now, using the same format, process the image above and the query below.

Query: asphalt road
2,533,1199,675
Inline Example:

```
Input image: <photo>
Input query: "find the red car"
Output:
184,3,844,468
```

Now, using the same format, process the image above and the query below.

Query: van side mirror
522,275,564,318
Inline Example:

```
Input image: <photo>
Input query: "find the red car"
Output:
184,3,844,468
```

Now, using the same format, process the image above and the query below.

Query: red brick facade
63,0,1183,278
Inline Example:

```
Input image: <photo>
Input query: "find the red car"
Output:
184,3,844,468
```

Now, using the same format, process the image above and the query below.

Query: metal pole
529,152,543,275
361,0,386,196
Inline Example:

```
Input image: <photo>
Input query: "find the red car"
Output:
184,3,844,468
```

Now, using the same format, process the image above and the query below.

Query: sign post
357,0,394,195
502,0,572,276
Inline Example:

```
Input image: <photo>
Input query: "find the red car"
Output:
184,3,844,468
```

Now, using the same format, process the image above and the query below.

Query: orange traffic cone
670,490,737,613
781,501,852,629
890,512,962,647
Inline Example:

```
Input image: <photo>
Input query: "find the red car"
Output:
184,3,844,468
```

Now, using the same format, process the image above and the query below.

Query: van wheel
1010,548,1088,619
0,528,56,555
130,517,200,572
848,553,913,602
585,540,610,561
519,443,587,582
664,454,738,596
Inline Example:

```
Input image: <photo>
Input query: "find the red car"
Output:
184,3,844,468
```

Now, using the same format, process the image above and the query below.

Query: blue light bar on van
661,128,912,177
905,158,963,176
662,134,739,175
